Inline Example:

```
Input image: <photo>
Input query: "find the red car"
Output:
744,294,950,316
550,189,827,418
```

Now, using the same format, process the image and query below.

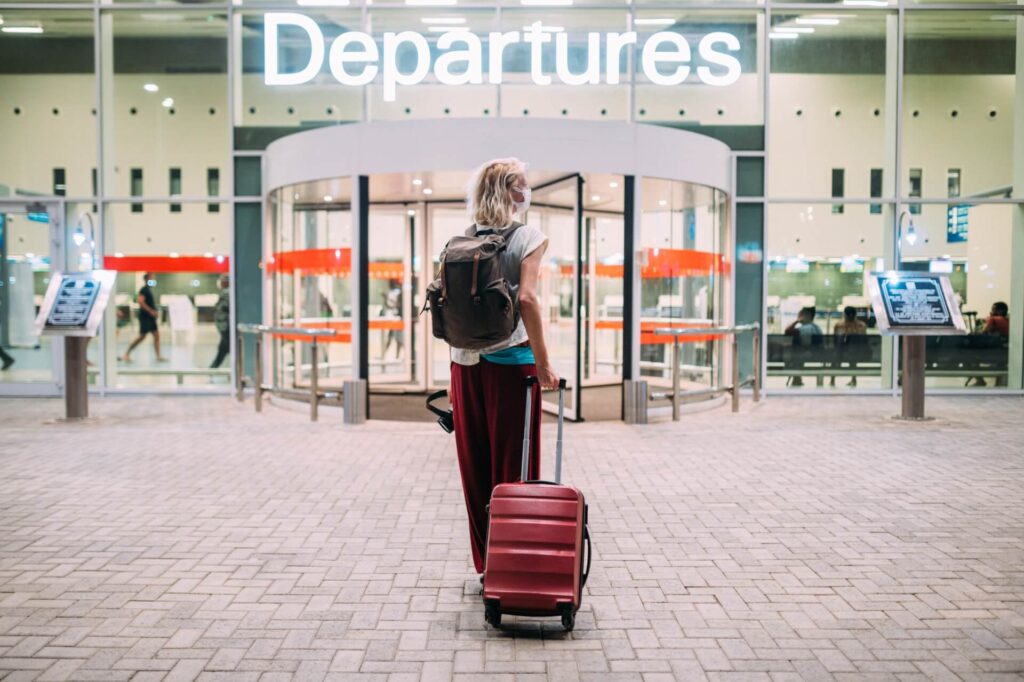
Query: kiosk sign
36,271,116,337
867,272,966,336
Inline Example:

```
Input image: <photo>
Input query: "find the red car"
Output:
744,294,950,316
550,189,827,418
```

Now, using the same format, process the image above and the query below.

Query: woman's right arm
518,244,559,389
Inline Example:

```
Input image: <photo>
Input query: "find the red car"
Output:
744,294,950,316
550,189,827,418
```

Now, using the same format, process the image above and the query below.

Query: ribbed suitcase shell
483,482,585,615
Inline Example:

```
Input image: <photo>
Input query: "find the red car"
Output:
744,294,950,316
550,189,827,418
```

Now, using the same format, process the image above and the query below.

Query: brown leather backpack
424,223,523,350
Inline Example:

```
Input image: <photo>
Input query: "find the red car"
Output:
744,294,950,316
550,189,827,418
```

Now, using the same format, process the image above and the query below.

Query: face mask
513,187,531,217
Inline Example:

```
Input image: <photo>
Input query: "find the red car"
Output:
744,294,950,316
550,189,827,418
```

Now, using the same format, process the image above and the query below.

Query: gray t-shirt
450,222,548,366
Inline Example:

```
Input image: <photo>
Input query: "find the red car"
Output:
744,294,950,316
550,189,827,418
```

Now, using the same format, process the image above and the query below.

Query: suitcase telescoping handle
520,376,567,484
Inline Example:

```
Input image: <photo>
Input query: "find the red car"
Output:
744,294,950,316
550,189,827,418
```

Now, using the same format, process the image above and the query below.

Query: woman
449,158,560,575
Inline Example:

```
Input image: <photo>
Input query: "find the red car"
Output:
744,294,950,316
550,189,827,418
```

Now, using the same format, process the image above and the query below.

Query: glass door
423,202,472,390
528,175,582,421
0,200,65,395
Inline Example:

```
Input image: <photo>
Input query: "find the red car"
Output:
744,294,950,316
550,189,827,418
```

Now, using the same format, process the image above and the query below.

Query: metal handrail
650,323,762,419
236,323,339,422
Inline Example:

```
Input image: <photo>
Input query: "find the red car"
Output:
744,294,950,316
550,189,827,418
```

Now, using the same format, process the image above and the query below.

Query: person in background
982,301,1009,338
210,274,231,369
785,306,822,387
120,272,167,363
970,301,1010,387
831,306,867,388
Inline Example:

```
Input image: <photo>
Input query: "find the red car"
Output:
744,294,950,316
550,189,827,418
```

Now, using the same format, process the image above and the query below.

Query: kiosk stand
867,272,967,421
35,271,116,421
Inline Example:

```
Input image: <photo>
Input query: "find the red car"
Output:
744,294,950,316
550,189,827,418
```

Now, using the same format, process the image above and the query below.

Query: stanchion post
901,336,926,419
236,332,245,402
254,333,263,413
310,337,319,422
64,336,90,420
671,338,680,421
752,325,762,403
731,333,740,412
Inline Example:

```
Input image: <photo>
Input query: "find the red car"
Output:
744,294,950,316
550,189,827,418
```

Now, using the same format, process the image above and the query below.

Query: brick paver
1,395,1023,681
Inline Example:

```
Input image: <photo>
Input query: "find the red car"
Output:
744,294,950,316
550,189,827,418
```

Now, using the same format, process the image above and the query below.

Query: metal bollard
752,326,762,403
310,338,319,422
254,333,263,413
671,338,681,421
731,334,740,413
236,334,245,402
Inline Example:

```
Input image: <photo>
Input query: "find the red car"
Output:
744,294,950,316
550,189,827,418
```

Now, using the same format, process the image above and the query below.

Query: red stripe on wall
104,255,229,273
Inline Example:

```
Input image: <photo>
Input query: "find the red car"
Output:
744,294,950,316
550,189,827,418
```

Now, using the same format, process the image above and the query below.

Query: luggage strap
582,525,592,589
426,389,454,434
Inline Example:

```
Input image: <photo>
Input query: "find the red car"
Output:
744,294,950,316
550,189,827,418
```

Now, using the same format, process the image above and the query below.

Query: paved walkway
1,395,1023,681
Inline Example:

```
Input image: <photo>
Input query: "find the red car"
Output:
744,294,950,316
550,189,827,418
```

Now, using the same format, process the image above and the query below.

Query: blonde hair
467,158,527,228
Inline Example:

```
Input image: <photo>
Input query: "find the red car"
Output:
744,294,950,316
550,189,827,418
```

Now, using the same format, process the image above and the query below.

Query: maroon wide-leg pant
449,359,541,573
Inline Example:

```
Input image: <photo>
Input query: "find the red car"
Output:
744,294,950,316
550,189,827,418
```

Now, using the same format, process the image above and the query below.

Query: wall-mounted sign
867,272,966,336
946,203,968,243
264,13,742,101
35,270,116,338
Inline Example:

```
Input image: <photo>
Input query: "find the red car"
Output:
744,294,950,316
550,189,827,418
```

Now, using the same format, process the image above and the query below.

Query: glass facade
0,0,1021,394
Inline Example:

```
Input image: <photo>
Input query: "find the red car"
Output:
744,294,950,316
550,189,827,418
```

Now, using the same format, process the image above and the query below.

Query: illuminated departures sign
264,12,742,102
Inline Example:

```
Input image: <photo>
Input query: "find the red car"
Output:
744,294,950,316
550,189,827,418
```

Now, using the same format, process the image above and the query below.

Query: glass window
238,9,365,133
639,178,729,394
499,9,628,121
831,168,844,214
634,10,762,134
103,11,228,200
769,11,893,197
0,10,96,198
903,11,1017,199
102,201,231,389
765,203,887,391
131,168,143,213
870,168,883,214
269,180,353,395
169,168,182,213
898,203,1017,389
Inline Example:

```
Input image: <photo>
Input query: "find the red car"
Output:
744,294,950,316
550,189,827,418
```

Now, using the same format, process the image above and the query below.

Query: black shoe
1,357,13,371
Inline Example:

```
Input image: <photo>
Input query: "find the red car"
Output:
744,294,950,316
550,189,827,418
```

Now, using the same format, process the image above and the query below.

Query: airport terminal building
1,0,1022,418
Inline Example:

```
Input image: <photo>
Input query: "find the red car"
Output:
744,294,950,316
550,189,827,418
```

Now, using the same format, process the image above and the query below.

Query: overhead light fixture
144,83,159,92
204,252,214,258
324,195,333,202
161,97,174,108
170,252,180,258
591,195,601,201
609,181,619,188
423,188,434,195
658,199,667,206
405,0,458,6
297,0,351,5
2,25,43,34
796,17,840,25
407,209,416,216
421,16,466,24
775,26,815,34
412,178,423,186
904,225,917,245
769,32,799,40
114,252,125,258
634,18,674,26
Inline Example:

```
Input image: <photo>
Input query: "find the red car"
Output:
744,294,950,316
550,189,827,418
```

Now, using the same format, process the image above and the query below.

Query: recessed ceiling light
161,97,174,108
407,209,416,216
144,83,159,92
609,181,619,188
796,17,840,25
658,199,668,206
3,26,43,34
423,188,434,195
324,195,333,202
775,27,815,34
412,179,423,185
591,195,601,201
769,32,799,40
170,252,180,258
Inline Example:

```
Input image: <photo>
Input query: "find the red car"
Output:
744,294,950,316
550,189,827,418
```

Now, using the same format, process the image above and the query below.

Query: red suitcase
482,377,592,631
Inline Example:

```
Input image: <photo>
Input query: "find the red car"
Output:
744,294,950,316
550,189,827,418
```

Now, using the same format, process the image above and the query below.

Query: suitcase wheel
484,602,501,628
559,604,575,632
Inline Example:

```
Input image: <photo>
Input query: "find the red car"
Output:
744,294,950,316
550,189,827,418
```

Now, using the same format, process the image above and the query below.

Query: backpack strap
468,221,525,238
